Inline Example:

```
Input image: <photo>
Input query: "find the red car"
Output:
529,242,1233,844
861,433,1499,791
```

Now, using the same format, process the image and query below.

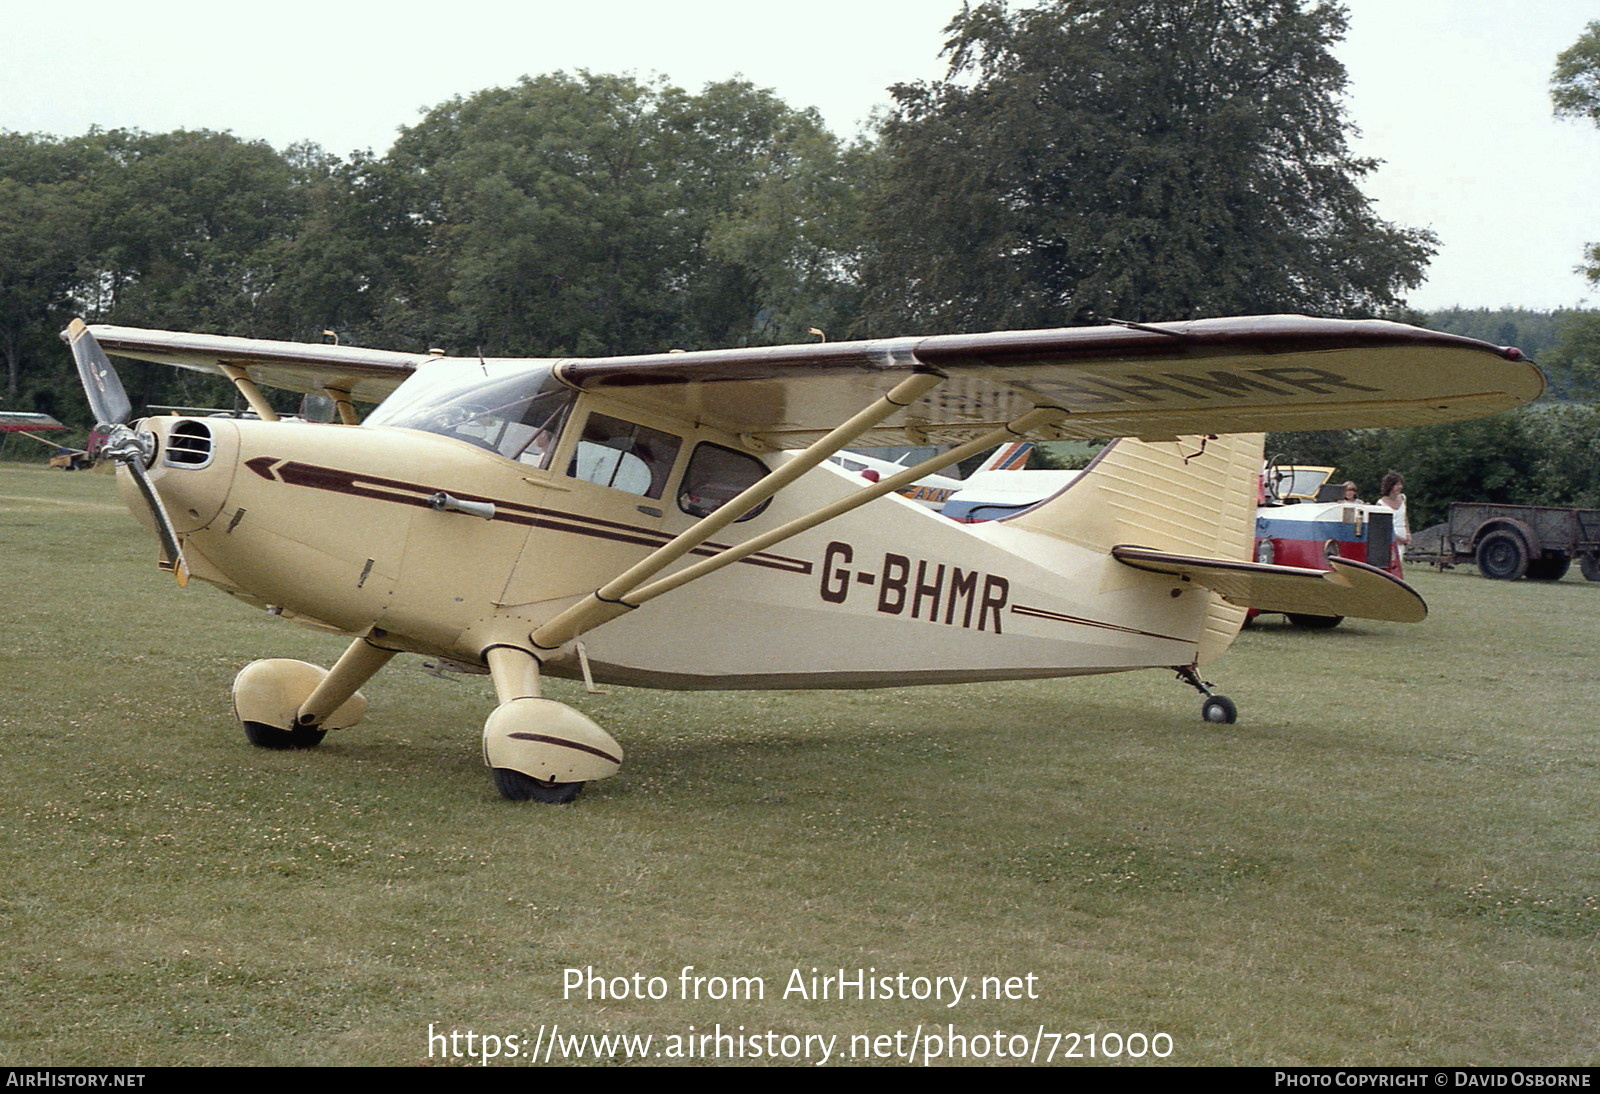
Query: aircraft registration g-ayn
65,316,1543,802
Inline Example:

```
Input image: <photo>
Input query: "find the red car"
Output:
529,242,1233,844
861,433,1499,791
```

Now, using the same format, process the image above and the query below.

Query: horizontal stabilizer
1111,546,1427,623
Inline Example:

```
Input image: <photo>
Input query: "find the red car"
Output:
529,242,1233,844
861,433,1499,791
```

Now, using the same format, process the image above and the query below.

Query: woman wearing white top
1377,471,1410,559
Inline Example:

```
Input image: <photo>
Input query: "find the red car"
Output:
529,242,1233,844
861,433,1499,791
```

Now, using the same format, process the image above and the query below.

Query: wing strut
324,385,360,425
220,365,280,423
529,403,1067,651
529,371,944,650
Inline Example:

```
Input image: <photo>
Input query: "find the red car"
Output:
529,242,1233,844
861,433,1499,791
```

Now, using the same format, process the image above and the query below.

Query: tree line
2,1,1597,516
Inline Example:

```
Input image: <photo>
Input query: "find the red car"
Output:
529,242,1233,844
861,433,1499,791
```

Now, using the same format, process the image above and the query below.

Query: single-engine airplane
63,316,1543,802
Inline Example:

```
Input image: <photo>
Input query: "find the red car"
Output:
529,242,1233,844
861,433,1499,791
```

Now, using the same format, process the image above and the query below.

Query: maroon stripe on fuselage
1009,603,1189,643
243,457,812,574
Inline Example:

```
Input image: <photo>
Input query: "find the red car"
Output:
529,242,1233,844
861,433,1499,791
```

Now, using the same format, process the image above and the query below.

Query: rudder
1006,433,1264,663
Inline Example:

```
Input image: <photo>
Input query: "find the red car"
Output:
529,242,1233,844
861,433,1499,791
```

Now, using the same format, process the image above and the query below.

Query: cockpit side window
500,388,574,468
568,413,681,500
678,442,771,522
365,362,575,468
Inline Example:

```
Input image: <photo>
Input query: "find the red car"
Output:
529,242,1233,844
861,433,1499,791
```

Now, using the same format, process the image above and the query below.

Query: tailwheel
1175,665,1239,726
492,769,585,804
243,721,327,750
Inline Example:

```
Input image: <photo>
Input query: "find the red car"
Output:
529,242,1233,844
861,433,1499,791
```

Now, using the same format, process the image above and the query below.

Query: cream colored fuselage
124,403,1221,690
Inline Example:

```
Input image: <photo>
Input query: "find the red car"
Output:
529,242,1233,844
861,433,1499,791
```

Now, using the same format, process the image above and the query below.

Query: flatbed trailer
1411,502,1600,581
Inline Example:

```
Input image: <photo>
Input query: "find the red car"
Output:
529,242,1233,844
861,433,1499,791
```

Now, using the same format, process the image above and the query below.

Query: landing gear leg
233,636,397,748
296,638,398,729
1174,665,1238,725
481,645,623,803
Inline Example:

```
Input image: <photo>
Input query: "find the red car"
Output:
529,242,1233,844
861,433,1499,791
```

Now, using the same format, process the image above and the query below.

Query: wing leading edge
86,325,435,406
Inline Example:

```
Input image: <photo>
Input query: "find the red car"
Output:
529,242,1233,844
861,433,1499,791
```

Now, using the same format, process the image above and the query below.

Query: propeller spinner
64,319,190,586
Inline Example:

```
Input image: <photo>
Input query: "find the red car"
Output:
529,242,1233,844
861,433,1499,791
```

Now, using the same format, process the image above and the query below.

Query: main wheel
1201,695,1238,724
1476,530,1529,580
242,721,327,750
1581,553,1600,582
1526,555,1571,581
492,768,584,804
1287,613,1343,629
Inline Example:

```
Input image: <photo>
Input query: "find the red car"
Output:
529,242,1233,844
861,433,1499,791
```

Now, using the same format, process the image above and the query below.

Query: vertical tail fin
974,440,1034,473
1006,433,1264,663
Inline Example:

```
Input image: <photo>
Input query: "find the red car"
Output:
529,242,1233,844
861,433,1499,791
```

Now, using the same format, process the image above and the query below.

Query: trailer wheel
1581,553,1600,582
1476,530,1529,580
1526,555,1571,582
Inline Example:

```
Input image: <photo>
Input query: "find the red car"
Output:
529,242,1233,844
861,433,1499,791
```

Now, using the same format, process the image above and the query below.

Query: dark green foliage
1269,402,1600,527
0,135,91,406
1339,415,1539,529
366,73,862,357
1423,307,1599,400
1541,312,1600,399
1521,401,1600,510
0,76,863,421
1422,307,1564,360
0,129,315,419
860,0,1435,333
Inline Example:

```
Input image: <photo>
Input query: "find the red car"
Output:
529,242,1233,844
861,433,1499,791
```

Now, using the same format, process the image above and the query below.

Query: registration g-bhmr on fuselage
71,317,1544,802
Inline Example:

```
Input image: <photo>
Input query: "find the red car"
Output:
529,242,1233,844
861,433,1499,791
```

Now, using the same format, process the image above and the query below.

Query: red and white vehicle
1249,464,1403,629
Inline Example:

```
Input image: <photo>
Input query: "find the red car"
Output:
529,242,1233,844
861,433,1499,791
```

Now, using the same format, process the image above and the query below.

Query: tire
1475,530,1529,580
1201,695,1238,724
243,720,327,749
1526,555,1571,582
1581,553,1600,582
1287,614,1343,629
492,768,584,804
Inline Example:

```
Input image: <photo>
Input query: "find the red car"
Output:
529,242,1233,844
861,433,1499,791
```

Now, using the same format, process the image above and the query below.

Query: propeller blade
124,454,190,587
64,319,131,427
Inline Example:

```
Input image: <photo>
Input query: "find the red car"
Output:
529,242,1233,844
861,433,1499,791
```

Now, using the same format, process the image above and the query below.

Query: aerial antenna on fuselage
477,346,488,377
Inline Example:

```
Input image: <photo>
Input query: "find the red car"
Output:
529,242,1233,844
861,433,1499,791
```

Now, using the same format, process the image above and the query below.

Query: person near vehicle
1377,471,1410,557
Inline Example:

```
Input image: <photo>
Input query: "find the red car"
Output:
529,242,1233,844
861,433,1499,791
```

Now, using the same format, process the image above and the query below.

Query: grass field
1,461,1597,1066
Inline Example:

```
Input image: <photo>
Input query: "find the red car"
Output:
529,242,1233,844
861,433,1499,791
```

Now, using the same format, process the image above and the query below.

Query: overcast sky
4,0,1597,312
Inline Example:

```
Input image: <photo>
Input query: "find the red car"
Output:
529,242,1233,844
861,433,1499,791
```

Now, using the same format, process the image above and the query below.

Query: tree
1553,21,1600,286
861,0,1435,334
0,135,92,404
370,73,860,356
1552,21,1600,126
80,129,305,335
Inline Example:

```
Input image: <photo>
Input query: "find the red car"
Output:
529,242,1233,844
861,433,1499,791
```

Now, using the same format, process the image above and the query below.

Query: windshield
365,360,575,467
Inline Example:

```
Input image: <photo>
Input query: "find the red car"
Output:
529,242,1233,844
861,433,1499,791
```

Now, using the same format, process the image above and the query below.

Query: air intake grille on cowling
164,420,214,467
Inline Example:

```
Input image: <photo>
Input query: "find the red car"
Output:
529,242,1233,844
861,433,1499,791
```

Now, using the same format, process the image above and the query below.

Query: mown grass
1,462,1597,1066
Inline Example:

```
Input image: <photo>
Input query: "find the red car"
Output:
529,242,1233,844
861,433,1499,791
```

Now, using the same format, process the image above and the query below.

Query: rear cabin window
568,413,681,499
678,443,771,521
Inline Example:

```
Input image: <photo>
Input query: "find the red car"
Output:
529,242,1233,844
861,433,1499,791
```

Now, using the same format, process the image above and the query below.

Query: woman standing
1377,471,1410,558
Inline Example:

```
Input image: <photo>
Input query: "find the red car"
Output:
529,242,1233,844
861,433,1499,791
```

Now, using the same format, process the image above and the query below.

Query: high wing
554,315,1544,446
88,325,435,406
89,315,1543,445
